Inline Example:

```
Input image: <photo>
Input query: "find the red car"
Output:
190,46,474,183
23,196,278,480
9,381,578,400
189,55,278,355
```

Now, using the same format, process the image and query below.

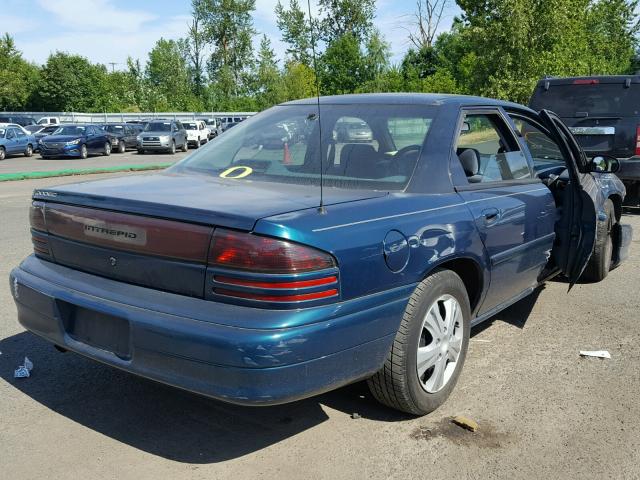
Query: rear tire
25,144,33,157
582,199,615,282
137,148,144,155
368,269,470,415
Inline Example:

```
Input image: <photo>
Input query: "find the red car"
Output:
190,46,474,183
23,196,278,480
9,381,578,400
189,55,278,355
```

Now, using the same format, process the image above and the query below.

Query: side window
456,113,533,183
387,117,432,150
6,128,16,139
15,128,26,137
510,116,567,171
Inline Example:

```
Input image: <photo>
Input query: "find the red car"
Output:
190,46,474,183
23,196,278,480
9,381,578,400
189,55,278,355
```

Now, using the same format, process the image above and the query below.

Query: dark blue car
39,124,113,159
10,94,632,415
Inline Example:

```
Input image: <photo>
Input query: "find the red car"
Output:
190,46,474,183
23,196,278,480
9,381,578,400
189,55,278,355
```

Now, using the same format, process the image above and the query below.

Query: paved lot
0,149,189,174
1,174,639,480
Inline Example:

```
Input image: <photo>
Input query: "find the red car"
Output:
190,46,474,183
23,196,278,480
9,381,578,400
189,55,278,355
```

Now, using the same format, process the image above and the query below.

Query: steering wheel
395,144,422,159
392,144,422,176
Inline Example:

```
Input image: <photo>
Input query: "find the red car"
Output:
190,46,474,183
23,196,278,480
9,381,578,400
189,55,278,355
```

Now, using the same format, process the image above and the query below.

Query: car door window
510,116,567,173
15,128,26,138
6,129,15,140
456,113,532,183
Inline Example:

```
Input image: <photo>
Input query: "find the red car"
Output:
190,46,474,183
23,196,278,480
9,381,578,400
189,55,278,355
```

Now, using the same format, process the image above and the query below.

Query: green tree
275,0,314,65
199,0,256,97
318,0,376,43
36,52,106,111
320,33,367,94
254,35,282,109
282,61,317,100
146,38,196,110
180,1,209,99
0,34,39,110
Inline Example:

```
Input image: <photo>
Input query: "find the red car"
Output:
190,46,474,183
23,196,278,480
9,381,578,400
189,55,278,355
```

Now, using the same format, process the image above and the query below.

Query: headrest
457,148,480,176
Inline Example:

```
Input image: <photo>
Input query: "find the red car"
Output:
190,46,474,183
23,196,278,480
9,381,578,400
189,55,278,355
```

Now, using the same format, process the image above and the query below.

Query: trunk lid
35,172,387,231
32,172,386,298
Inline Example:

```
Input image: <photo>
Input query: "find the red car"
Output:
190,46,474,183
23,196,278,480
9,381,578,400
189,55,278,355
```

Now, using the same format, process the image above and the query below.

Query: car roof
0,123,22,128
281,93,526,110
535,75,640,86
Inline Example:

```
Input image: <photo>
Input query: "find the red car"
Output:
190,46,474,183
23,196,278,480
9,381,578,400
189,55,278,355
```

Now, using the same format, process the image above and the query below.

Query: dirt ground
1,175,639,480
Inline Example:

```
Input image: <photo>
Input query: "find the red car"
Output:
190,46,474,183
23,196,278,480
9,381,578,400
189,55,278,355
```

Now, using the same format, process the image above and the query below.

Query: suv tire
582,199,616,282
368,269,470,415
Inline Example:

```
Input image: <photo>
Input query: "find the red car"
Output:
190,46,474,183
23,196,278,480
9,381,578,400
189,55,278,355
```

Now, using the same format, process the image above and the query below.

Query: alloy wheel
416,294,464,393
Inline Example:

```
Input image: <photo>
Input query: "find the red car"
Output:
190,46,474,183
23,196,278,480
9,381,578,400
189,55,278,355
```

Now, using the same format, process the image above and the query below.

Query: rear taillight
573,79,600,85
208,229,339,304
29,202,51,257
635,125,640,156
208,229,335,273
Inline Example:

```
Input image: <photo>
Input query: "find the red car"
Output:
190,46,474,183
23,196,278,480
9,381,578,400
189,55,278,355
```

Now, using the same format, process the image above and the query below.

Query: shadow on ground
1,288,544,463
0,331,408,464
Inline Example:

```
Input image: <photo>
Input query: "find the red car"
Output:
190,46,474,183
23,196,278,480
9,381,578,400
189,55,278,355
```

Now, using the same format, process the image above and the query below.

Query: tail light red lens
635,126,640,156
29,202,46,232
208,229,335,273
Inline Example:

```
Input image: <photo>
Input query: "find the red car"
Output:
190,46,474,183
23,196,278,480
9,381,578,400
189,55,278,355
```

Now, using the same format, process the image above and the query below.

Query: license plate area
58,301,131,359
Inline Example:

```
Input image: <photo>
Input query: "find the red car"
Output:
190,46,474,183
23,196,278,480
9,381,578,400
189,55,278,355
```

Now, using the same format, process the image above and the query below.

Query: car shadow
0,331,408,464
471,285,545,335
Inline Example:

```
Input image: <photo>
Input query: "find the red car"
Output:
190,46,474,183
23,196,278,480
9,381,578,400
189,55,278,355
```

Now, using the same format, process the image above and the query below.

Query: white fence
2,111,257,123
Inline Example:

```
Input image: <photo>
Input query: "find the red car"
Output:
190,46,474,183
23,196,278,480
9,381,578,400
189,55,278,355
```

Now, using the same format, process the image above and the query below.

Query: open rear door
539,110,598,287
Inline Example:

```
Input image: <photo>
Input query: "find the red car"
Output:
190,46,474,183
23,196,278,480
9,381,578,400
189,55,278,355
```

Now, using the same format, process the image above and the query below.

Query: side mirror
590,155,620,174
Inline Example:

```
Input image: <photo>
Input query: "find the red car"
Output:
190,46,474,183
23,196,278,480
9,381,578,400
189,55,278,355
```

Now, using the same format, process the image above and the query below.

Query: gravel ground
1,174,639,480
0,150,189,174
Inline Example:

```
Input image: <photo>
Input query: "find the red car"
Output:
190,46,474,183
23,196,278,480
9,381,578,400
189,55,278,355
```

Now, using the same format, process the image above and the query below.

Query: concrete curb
0,163,173,182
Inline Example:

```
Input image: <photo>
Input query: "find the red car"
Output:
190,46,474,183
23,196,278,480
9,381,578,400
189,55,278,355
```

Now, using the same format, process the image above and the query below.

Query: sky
2,0,461,69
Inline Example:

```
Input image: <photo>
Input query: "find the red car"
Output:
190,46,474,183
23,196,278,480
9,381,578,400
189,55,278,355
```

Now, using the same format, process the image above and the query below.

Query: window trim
451,107,536,188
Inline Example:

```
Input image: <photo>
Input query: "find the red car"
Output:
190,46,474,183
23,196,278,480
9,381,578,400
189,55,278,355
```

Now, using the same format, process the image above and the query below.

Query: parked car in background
137,120,188,154
530,75,640,202
0,115,37,127
100,123,143,153
205,118,223,138
11,94,631,416
183,120,210,148
335,119,374,142
24,125,60,151
0,123,36,159
39,124,112,159
37,117,60,127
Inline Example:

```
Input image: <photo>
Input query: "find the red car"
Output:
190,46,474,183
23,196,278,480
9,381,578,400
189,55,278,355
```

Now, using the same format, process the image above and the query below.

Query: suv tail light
635,125,640,156
208,229,339,304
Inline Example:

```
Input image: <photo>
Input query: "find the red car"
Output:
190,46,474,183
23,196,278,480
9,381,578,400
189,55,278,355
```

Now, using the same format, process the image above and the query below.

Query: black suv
530,75,640,199
100,123,143,153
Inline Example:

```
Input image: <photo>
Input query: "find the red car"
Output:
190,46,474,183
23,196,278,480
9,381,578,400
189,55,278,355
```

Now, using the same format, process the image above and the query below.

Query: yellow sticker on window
219,166,253,179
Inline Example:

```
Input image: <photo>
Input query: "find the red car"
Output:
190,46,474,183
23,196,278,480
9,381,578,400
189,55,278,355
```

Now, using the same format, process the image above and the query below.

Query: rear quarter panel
255,193,488,304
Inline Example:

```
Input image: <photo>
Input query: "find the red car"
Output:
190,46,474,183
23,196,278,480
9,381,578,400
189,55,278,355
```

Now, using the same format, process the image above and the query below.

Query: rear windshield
102,125,124,133
530,82,640,117
171,104,436,191
144,122,171,132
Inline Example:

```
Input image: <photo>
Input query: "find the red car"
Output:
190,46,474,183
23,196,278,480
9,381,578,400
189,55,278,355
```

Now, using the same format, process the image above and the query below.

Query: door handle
482,208,500,224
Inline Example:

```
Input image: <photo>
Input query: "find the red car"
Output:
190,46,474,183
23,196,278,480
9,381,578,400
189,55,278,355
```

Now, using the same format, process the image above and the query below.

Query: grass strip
0,163,173,182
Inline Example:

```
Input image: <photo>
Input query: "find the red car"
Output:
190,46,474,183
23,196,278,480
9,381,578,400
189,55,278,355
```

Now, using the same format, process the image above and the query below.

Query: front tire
25,144,33,157
103,142,111,156
79,144,88,159
582,199,615,282
0,146,5,160
169,141,176,155
368,269,470,415
181,141,188,152
137,148,145,155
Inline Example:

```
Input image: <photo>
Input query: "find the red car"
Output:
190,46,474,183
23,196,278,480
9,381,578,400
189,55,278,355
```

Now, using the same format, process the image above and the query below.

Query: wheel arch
608,193,623,222
422,255,485,314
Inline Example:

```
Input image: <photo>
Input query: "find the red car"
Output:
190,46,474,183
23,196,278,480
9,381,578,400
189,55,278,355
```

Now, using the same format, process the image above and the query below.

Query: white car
183,120,210,148
37,117,60,127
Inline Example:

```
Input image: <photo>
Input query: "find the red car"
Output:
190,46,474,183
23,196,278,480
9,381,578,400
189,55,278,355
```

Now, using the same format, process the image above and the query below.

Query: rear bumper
9,256,410,406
